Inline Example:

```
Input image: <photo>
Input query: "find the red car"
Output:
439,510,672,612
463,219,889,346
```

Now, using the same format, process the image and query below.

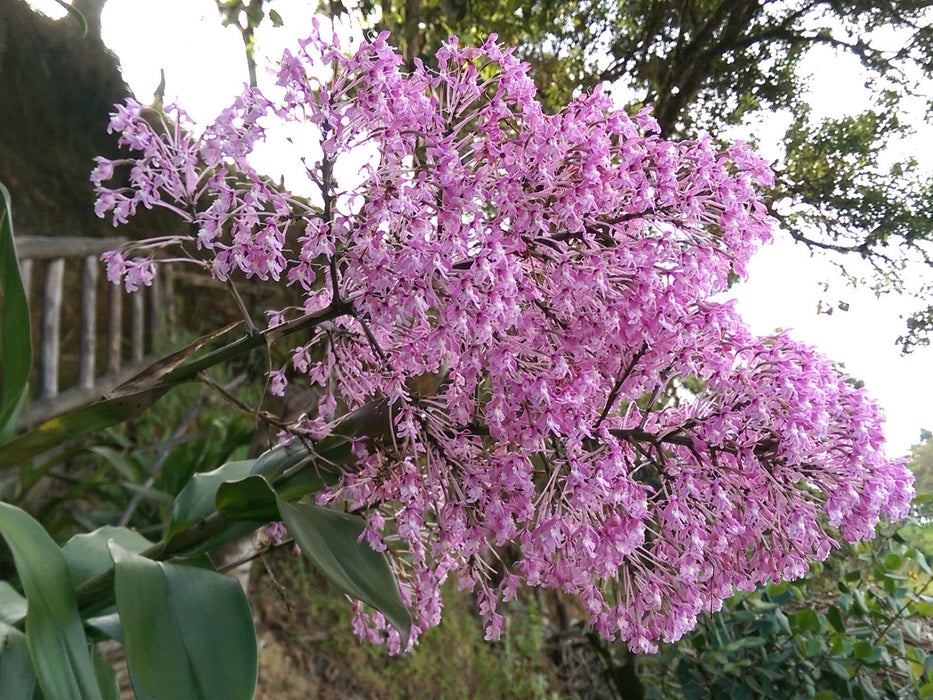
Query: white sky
27,0,933,457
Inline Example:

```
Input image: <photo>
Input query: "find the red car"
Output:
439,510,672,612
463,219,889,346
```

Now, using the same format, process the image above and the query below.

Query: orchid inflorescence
93,22,912,653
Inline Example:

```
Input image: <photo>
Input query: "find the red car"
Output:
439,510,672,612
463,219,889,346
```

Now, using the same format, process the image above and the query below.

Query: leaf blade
0,385,176,470
0,502,102,700
0,182,32,445
0,622,37,700
110,544,257,700
277,498,411,647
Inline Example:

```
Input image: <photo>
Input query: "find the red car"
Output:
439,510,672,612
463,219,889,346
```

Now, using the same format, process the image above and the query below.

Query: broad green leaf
109,543,257,700
0,581,27,625
62,526,154,587
0,502,102,700
216,474,279,521
0,622,36,700
0,385,176,470
277,498,411,647
0,182,31,446
167,459,255,540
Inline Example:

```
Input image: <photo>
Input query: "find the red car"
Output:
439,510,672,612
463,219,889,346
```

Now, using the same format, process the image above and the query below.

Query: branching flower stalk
92,23,913,654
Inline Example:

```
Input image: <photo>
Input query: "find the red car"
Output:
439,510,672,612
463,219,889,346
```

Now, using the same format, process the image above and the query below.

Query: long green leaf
110,544,257,700
0,182,31,446
0,622,36,700
277,498,411,648
0,385,176,470
0,502,102,700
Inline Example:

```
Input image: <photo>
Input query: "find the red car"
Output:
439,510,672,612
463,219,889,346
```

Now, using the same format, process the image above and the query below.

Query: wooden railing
15,236,173,425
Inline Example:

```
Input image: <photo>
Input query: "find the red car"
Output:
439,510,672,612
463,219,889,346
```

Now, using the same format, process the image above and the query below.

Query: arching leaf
109,543,257,700
0,502,102,700
0,182,31,446
277,498,411,648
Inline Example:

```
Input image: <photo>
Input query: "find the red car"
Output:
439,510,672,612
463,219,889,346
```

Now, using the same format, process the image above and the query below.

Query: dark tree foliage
364,0,933,350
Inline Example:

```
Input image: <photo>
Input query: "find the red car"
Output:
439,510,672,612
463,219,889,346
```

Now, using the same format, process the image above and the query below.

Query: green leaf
250,442,310,481
0,581,27,626
277,498,411,648
0,622,36,700
0,502,102,700
884,553,903,570
84,613,123,643
62,526,154,588
108,322,244,399
0,182,31,446
793,608,823,634
167,459,256,539
216,474,280,521
164,459,269,558
268,8,284,25
774,608,791,635
0,385,176,470
110,544,257,700
916,549,932,575
803,636,824,657
827,604,845,633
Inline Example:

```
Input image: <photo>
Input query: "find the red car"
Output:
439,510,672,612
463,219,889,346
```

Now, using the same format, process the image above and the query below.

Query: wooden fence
15,236,173,426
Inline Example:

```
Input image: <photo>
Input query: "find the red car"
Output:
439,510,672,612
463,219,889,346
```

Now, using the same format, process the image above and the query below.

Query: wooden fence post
39,258,64,400
79,255,97,390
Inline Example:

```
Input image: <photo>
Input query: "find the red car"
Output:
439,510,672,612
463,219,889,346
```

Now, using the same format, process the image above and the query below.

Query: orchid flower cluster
93,23,913,653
